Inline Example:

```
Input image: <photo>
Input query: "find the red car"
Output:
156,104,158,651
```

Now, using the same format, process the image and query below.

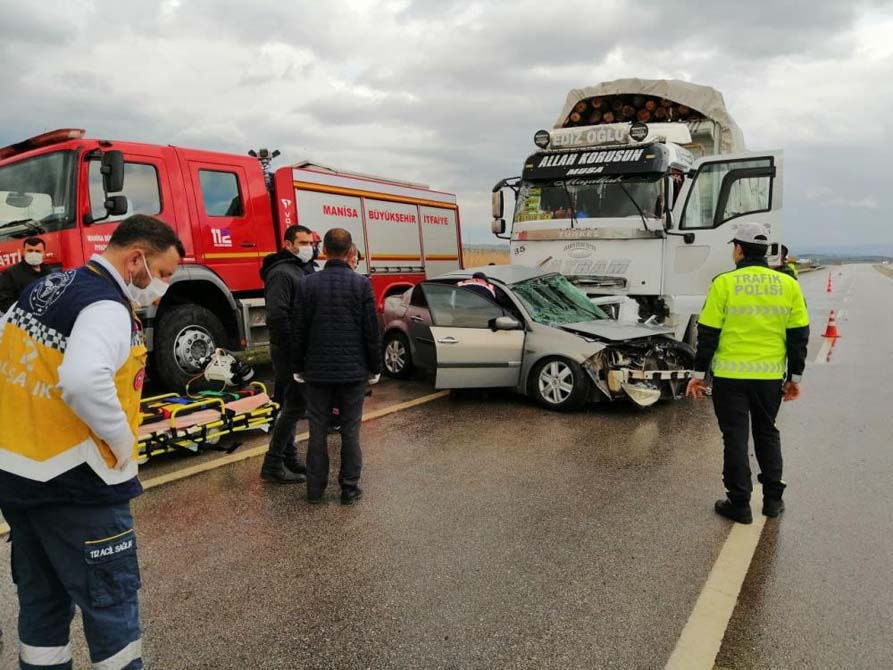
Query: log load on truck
491,78,784,345
0,129,462,390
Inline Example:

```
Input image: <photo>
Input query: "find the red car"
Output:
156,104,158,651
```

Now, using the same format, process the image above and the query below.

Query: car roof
436,264,549,285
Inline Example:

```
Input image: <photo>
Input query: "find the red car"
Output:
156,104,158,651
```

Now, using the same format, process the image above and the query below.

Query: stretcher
137,382,279,464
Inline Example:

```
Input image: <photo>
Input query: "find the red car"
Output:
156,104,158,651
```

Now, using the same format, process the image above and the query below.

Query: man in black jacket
0,236,52,312
260,225,317,483
292,228,381,505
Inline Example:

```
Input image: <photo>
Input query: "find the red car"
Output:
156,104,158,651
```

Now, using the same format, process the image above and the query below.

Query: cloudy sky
2,0,892,253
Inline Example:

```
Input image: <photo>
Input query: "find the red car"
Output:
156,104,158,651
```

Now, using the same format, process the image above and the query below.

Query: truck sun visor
522,144,669,181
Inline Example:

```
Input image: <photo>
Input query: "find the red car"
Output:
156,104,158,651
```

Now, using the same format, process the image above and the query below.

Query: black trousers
263,376,306,470
712,377,786,504
305,381,367,496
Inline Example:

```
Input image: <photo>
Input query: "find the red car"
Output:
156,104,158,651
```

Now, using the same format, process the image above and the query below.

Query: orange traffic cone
826,273,833,293
822,310,840,339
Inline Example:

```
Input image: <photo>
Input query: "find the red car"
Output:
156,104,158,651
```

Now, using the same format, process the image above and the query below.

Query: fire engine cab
0,129,463,390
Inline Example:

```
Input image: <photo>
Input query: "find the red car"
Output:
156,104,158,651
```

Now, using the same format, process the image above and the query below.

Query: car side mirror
105,195,129,216
101,150,125,193
490,315,521,331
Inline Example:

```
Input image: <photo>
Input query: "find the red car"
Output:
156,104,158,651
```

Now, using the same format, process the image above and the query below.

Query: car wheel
530,357,589,412
382,331,413,379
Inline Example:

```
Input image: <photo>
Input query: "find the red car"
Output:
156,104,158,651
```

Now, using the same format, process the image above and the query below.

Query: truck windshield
514,176,663,223
512,273,609,326
0,151,77,241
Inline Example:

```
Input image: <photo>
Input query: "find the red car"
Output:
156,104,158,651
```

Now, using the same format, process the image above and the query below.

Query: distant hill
798,243,893,257
463,243,510,250
799,254,893,265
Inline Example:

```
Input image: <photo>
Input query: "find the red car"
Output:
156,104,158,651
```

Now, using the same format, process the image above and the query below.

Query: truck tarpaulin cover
554,78,746,154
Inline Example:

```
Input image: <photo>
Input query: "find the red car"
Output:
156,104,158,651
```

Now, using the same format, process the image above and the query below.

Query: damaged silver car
381,265,693,411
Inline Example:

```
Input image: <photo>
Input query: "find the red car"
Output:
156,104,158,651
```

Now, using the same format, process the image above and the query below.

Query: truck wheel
529,357,589,412
382,331,413,379
154,304,227,391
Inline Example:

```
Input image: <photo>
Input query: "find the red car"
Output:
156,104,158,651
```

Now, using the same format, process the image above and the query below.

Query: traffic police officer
0,215,183,670
686,222,809,524
777,244,799,279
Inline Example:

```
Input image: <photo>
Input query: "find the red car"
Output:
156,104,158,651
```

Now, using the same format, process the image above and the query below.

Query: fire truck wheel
529,357,589,412
154,304,227,391
382,331,414,379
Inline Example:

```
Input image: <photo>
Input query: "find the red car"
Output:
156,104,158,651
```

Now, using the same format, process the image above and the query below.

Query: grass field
462,247,510,266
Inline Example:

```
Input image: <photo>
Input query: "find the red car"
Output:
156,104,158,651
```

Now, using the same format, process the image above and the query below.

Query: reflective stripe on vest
723,306,793,317
711,360,786,375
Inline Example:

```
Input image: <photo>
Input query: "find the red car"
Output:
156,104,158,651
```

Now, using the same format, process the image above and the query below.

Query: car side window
409,284,427,307
422,283,505,328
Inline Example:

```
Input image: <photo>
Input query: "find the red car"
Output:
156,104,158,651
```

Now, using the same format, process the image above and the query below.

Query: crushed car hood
561,320,675,342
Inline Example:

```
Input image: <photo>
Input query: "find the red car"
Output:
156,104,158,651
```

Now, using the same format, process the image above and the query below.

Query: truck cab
0,129,276,389
0,129,462,391
492,81,783,343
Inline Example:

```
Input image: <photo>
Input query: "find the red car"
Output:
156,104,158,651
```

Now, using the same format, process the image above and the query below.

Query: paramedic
0,214,184,670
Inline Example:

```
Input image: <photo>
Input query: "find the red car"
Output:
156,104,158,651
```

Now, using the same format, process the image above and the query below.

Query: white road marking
665,506,768,670
814,337,834,364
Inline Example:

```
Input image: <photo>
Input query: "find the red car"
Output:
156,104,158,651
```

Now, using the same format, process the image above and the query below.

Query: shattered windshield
0,151,77,241
511,273,609,326
514,176,663,222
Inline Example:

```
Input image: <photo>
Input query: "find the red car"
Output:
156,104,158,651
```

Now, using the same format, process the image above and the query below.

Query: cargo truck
491,78,783,344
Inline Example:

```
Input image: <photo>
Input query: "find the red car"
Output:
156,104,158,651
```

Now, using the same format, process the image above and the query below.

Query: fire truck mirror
101,150,125,193
491,190,504,219
104,195,129,216
491,218,506,235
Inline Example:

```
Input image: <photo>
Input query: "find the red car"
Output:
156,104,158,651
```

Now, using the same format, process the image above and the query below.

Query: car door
412,282,525,389
664,151,783,297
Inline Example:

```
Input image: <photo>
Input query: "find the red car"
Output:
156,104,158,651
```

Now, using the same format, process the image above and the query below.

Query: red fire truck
0,129,463,390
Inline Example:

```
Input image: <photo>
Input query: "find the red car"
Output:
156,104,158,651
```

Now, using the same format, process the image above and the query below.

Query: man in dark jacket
260,225,317,483
292,228,381,505
0,236,53,312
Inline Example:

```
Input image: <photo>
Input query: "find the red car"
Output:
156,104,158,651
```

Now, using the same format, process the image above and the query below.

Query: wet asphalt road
0,265,890,669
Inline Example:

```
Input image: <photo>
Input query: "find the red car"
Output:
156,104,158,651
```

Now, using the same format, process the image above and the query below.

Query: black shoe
340,488,363,506
307,492,324,504
763,498,785,517
284,459,307,476
261,463,306,484
714,498,753,524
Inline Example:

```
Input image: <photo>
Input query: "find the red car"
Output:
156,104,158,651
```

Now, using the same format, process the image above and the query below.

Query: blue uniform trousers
2,502,142,670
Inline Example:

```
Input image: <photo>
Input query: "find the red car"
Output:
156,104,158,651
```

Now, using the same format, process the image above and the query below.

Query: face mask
127,254,168,307
24,252,43,267
295,246,314,264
